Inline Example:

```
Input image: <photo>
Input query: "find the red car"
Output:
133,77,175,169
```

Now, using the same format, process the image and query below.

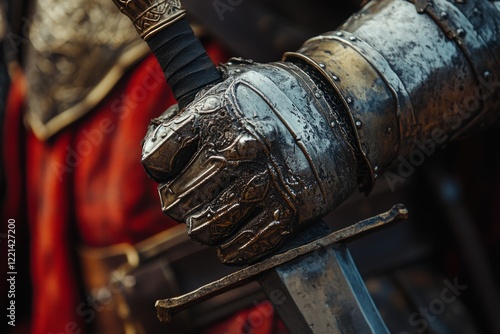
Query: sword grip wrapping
146,19,222,109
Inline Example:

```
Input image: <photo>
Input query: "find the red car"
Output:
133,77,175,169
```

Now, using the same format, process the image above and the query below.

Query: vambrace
285,0,500,191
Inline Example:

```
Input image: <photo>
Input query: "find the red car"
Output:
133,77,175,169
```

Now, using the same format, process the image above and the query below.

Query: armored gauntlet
136,0,500,263
142,61,359,263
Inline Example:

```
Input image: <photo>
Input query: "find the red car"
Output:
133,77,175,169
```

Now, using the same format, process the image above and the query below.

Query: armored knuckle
224,61,358,222
407,0,500,137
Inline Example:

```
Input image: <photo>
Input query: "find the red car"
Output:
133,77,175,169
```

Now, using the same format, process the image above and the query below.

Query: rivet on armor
332,75,340,82
235,69,242,73
483,71,492,79
440,11,448,19
386,127,392,134
347,97,353,104
336,31,343,37
349,36,357,41
319,63,326,68
374,174,379,179
456,28,466,38
374,166,379,172
227,62,233,66
355,120,362,129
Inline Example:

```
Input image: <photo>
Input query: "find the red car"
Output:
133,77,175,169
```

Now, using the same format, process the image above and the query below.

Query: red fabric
25,55,179,333
11,45,284,334
1,65,30,334
203,301,288,334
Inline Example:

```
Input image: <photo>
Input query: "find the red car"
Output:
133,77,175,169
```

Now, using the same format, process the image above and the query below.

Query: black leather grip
147,19,222,109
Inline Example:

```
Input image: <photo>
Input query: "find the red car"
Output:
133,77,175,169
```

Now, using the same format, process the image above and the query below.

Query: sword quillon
155,204,408,323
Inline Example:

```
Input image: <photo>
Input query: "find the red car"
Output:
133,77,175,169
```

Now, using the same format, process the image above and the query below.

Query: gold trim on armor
112,0,186,40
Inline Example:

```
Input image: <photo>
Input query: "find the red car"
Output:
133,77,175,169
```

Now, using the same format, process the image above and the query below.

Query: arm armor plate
285,0,500,191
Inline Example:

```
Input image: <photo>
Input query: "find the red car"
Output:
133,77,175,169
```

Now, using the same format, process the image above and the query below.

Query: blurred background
1,0,499,333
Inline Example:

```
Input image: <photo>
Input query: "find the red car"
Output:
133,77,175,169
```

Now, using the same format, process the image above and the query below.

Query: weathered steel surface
142,60,360,264
25,0,149,140
285,0,500,190
112,0,186,40
259,244,389,334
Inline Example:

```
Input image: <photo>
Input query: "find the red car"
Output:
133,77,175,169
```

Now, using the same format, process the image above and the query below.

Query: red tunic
3,45,285,333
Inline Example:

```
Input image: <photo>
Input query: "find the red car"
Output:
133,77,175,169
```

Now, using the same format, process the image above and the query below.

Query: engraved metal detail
142,61,358,264
112,0,186,40
25,0,149,140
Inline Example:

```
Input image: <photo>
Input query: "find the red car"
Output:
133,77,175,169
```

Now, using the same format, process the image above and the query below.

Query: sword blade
259,244,389,333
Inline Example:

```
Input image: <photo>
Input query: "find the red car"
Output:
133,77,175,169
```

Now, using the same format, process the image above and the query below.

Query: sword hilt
113,0,222,109
146,19,222,109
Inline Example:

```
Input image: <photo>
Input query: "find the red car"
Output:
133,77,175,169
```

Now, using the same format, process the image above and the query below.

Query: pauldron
25,0,150,140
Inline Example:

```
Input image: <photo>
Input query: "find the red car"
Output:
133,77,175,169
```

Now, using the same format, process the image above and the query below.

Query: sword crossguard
155,204,408,323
